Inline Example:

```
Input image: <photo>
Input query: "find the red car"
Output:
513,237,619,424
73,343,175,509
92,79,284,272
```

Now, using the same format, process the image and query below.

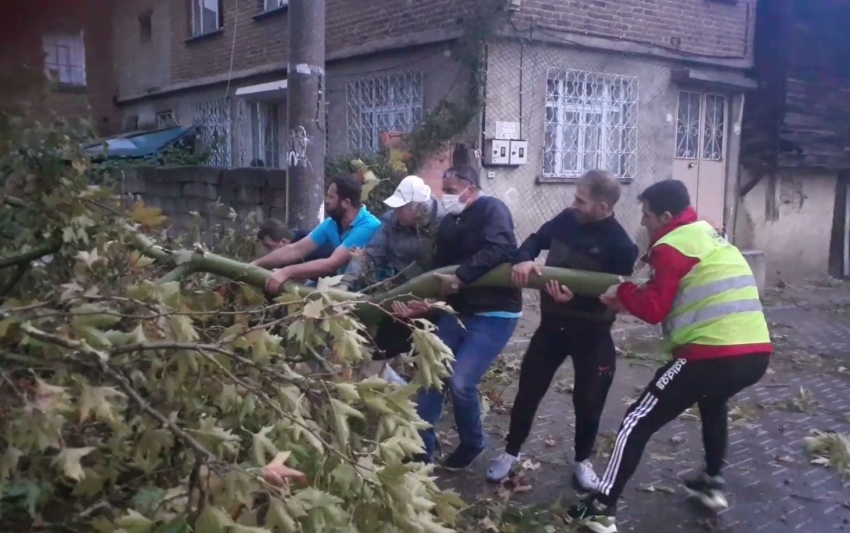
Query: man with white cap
339,175,445,383
340,175,444,291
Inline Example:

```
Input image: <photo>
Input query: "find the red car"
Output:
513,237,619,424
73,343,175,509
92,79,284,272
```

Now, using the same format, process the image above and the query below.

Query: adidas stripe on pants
596,353,770,506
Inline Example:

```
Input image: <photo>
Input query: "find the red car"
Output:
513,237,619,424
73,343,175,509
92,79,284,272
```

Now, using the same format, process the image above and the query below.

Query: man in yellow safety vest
567,179,772,533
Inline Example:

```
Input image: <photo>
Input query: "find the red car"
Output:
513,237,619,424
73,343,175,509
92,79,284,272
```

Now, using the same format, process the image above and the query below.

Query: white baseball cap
383,175,431,208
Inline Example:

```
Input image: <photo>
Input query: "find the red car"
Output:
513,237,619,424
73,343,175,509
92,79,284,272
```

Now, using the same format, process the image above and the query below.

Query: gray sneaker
573,460,601,492
486,452,520,483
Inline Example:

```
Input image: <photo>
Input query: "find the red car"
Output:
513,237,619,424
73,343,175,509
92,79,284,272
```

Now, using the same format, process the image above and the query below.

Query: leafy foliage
325,149,413,217
805,430,850,478
0,116,465,531
92,137,216,185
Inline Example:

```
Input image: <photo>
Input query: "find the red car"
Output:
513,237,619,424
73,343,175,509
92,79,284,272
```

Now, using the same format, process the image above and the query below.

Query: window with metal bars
346,71,423,152
544,68,639,180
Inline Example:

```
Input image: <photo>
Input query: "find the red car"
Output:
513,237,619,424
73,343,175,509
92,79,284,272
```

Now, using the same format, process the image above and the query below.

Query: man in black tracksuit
486,170,638,491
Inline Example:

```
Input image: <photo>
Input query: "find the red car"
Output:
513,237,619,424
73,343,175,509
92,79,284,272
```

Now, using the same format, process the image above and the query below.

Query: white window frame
191,0,221,37
156,111,176,129
264,0,288,11
346,71,424,152
42,31,86,87
544,68,639,180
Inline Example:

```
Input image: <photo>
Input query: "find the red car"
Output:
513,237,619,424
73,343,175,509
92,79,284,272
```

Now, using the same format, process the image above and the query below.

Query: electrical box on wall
483,138,528,167
509,140,528,165
483,139,511,166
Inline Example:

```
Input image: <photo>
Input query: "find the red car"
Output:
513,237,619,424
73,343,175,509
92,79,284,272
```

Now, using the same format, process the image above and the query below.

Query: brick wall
168,0,481,84
324,0,479,52
124,0,752,104
85,0,121,135
170,0,287,84
113,0,173,100
0,0,119,134
119,166,287,232
518,0,752,59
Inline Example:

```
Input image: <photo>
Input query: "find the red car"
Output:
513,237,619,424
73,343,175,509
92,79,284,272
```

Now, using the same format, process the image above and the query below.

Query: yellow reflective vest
654,221,771,352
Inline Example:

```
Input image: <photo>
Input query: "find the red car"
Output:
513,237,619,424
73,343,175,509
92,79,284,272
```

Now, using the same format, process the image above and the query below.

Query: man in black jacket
486,170,638,491
394,165,521,469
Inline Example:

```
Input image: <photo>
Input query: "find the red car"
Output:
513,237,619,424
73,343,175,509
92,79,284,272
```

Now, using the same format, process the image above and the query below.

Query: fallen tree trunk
141,246,634,324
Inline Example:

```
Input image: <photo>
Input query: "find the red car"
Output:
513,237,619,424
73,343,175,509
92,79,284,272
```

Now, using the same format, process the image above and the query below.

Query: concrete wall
119,44,468,169
118,166,287,233
325,42,470,158
481,40,690,250
735,168,837,281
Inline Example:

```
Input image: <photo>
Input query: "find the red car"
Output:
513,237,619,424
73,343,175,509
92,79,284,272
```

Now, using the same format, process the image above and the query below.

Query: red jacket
617,208,772,361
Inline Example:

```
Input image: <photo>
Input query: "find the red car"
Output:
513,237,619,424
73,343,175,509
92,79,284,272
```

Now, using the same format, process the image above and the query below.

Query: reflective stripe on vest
672,274,759,310
655,221,770,349
662,298,763,337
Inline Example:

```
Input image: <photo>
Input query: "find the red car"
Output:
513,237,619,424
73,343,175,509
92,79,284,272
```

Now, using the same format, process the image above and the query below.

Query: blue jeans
417,314,518,458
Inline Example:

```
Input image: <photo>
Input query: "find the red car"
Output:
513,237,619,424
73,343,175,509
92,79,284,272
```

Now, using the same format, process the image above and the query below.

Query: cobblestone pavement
434,294,850,532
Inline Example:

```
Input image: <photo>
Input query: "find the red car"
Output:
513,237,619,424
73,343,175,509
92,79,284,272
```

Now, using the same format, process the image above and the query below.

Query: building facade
739,0,850,280
482,0,756,249
109,0,755,248
113,0,476,173
0,0,118,134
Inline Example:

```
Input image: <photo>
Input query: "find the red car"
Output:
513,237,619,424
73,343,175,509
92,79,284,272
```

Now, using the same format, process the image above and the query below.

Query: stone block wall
117,166,288,233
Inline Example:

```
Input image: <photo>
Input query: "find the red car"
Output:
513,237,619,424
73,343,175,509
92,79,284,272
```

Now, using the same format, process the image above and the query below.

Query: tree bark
137,242,632,324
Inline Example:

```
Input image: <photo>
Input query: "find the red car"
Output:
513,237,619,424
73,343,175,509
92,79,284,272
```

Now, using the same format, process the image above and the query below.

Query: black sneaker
684,472,729,512
566,497,617,533
441,445,485,471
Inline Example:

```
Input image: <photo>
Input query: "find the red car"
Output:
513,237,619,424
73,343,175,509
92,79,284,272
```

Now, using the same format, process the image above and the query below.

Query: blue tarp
84,126,197,159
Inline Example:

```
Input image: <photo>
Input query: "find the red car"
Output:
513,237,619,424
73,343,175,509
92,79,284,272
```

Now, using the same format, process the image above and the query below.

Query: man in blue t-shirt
252,174,381,294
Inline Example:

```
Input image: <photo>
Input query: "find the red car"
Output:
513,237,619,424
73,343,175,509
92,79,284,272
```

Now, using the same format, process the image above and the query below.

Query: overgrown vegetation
805,431,850,478
0,112,465,531
325,149,412,217
325,3,504,213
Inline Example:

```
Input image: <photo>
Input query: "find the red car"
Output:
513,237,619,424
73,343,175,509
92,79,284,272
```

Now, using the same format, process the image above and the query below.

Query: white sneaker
573,460,601,492
379,363,407,385
487,452,520,483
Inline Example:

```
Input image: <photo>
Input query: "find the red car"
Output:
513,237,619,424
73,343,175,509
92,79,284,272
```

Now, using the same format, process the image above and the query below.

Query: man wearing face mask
254,174,381,294
338,175,445,384
396,164,522,470
486,170,638,491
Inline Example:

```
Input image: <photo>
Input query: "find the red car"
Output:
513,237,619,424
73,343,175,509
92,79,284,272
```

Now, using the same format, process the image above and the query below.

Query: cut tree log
138,245,634,325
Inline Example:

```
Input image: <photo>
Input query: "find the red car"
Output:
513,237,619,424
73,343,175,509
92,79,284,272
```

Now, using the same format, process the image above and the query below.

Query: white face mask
442,194,465,215
442,186,470,215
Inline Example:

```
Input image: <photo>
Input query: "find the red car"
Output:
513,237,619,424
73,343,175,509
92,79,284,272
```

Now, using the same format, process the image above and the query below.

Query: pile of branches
0,118,463,532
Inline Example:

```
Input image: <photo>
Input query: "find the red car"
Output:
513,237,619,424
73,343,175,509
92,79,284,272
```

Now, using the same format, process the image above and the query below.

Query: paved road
435,305,850,532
